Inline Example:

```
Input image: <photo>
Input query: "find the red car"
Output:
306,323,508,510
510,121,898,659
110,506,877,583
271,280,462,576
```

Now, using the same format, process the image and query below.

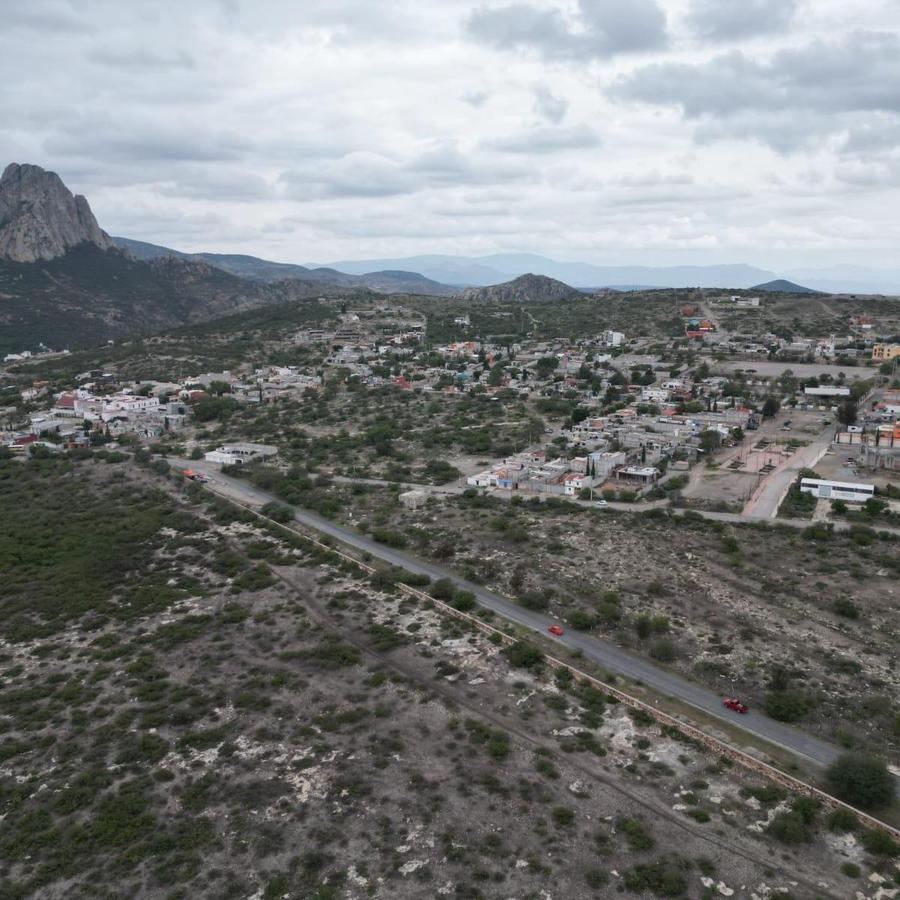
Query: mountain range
317,253,900,295
114,237,456,296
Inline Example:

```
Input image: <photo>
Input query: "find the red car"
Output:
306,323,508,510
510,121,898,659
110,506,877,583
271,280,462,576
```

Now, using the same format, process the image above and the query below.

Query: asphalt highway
178,458,852,770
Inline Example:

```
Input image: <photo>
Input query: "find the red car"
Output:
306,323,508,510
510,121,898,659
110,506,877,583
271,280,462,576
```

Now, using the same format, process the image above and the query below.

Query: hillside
114,237,455,296
460,272,582,303
752,279,822,294
0,243,344,355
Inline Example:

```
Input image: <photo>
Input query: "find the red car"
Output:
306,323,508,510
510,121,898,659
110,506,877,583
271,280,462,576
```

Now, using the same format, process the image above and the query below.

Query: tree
261,502,294,523
699,430,722,453
825,754,895,809
837,400,858,427
762,396,780,418
535,356,559,379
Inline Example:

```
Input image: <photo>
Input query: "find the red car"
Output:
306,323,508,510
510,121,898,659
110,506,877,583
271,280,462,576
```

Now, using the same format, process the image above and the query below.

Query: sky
3,0,900,272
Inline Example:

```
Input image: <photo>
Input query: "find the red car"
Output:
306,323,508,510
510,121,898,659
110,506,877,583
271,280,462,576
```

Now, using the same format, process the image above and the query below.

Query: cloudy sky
4,0,900,270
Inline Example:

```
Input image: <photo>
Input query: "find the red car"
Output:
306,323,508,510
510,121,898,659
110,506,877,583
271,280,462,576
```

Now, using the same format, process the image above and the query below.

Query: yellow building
872,344,900,362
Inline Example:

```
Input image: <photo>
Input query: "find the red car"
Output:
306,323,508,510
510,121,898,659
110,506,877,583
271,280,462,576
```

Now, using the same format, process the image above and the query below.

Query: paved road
174,458,855,771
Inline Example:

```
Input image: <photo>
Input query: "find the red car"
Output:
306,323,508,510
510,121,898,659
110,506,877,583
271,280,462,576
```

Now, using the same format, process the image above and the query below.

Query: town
4,291,898,527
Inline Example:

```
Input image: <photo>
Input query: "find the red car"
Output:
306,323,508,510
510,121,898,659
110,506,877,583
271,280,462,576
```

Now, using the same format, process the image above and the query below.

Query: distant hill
752,279,822,294
461,273,582,303
322,253,783,289
114,237,455,296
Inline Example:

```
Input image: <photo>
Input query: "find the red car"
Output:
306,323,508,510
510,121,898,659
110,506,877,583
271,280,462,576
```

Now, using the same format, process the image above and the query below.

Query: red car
548,624,564,637
723,697,749,714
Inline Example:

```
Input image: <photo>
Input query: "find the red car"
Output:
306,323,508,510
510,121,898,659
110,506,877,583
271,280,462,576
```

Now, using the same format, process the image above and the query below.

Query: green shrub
764,689,810,723
861,828,900,857
825,754,895,810
551,806,575,827
832,597,860,619
623,859,688,897
649,640,676,662
619,817,654,851
451,590,477,612
826,807,857,832
502,641,544,672
569,609,597,631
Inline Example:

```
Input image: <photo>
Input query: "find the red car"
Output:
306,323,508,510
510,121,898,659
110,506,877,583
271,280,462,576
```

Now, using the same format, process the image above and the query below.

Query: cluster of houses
467,449,635,496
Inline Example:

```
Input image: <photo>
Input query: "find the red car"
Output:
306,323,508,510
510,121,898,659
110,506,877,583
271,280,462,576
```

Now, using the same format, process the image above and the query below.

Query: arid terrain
2,455,897,898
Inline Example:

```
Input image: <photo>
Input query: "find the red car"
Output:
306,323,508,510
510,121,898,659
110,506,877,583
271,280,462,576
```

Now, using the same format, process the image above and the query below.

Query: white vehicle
596,499,609,507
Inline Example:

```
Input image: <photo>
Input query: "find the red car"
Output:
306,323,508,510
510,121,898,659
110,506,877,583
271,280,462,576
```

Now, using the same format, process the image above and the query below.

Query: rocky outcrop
460,273,581,303
0,162,115,262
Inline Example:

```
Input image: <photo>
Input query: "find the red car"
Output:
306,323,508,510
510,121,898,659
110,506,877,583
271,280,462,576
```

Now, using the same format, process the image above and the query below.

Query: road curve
178,459,851,770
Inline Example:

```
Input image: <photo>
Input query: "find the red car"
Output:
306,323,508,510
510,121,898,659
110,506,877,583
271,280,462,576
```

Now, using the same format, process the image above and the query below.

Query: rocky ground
298,481,900,762
2,455,899,898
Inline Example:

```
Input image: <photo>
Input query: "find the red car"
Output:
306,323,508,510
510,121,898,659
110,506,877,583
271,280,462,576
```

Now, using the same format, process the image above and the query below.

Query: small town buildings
804,386,851,398
614,465,661,486
799,477,875,503
204,443,278,466
872,344,900,362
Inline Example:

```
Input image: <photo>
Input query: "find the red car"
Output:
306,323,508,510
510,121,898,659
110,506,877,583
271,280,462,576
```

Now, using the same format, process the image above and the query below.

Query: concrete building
799,477,875,503
872,344,900,362
205,443,278,466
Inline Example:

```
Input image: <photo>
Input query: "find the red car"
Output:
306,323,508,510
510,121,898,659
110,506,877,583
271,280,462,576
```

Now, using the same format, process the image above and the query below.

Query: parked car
548,625,564,637
596,499,609,507
723,697,749,714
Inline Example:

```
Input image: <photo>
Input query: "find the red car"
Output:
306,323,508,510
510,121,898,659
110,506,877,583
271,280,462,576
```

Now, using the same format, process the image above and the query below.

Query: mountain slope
0,244,344,355
752,279,822,294
461,273,582,303
0,163,115,262
113,237,456,295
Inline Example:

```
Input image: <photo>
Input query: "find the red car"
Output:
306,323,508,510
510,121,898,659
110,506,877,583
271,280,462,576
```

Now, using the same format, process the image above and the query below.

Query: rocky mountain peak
0,162,115,263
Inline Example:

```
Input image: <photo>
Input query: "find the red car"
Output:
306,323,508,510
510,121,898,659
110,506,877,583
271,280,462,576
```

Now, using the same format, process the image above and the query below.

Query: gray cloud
534,86,567,123
486,125,601,154
43,121,253,164
685,0,799,42
2,0,899,269
89,46,196,70
466,0,667,61
613,31,900,150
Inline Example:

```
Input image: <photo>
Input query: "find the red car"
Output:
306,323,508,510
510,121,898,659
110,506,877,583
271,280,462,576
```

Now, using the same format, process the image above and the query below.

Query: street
175,457,855,771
